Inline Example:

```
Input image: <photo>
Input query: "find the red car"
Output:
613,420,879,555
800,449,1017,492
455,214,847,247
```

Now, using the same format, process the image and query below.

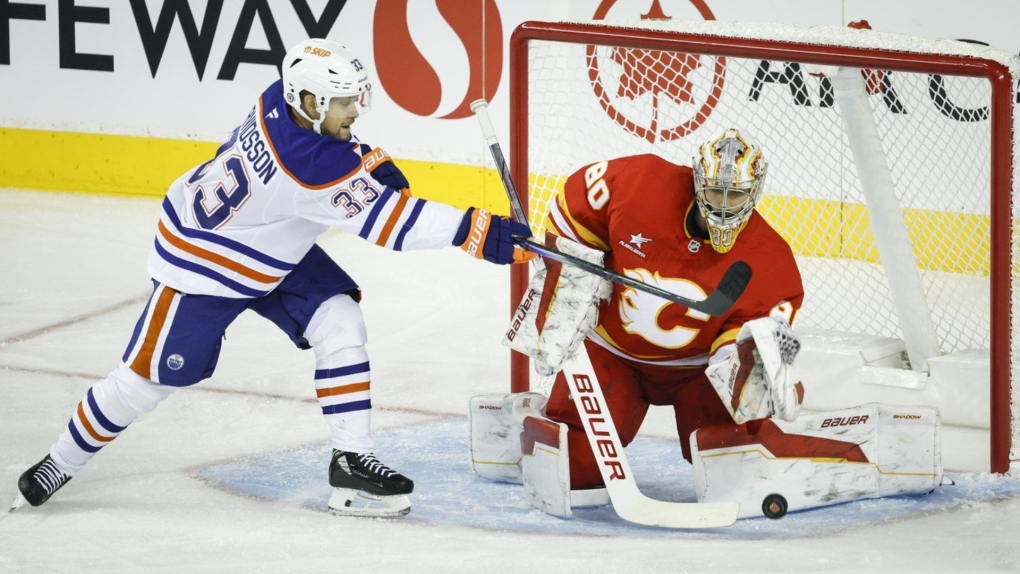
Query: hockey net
507,20,1020,473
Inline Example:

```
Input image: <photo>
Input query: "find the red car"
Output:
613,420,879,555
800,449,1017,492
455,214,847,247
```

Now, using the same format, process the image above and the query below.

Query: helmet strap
292,96,326,135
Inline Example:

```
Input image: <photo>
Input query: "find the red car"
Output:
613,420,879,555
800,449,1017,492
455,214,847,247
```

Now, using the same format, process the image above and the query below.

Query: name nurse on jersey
237,109,278,185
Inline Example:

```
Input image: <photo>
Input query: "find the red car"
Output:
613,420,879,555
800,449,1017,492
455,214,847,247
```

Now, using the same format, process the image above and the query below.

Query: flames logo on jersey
619,268,710,348
588,0,725,143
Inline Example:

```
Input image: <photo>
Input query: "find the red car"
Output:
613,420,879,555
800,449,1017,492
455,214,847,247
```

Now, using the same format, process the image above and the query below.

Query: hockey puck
762,494,788,519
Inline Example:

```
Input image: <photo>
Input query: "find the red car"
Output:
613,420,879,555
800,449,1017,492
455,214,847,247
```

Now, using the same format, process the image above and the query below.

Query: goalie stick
472,98,741,528
468,99,750,316
519,237,750,316
562,348,739,528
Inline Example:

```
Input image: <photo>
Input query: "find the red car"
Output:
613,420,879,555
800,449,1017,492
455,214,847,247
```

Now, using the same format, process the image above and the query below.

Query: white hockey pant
304,294,374,453
50,363,176,476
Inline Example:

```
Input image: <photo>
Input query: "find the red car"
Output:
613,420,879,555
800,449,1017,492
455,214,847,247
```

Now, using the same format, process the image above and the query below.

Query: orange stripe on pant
130,286,178,380
316,381,371,398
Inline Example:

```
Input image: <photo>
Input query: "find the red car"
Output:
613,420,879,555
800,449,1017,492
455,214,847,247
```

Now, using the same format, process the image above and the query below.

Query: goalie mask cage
506,20,1020,473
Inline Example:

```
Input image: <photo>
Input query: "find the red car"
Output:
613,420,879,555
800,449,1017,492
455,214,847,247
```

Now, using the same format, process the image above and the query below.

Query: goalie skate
327,450,413,518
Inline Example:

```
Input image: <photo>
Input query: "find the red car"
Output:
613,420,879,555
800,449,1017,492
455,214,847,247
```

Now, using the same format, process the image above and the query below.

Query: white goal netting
510,20,1020,472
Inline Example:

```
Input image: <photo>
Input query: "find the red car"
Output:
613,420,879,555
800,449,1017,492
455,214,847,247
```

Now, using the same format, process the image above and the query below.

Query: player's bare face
321,96,359,140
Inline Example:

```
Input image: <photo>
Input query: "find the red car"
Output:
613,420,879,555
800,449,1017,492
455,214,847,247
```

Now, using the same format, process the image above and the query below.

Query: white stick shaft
562,348,739,528
470,99,530,225
470,99,501,147
831,68,940,371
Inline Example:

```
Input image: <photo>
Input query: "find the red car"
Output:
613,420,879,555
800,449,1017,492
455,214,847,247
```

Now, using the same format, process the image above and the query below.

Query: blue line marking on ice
192,418,1020,539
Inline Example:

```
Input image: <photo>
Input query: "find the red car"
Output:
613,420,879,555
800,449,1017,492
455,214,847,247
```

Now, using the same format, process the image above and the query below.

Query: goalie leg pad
328,488,411,517
469,393,548,483
520,414,609,517
691,403,942,519
521,415,570,517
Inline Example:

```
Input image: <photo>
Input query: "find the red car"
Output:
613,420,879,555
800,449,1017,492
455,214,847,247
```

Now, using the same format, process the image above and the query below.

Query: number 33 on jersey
148,78,466,300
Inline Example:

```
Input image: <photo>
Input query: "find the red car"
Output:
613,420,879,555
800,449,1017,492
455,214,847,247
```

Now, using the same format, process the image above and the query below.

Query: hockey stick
518,238,749,316
469,99,750,316
470,100,529,226
472,99,740,528
562,348,739,528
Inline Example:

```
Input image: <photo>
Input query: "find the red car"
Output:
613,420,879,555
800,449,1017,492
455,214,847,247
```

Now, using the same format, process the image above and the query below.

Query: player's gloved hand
705,316,803,424
359,144,411,194
454,208,536,264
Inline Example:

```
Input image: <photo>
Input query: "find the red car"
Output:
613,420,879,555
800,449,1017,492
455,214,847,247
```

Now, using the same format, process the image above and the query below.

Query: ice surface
2,189,1019,573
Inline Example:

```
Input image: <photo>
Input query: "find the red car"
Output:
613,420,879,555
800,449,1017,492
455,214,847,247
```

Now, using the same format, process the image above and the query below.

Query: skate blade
7,493,27,514
327,488,410,518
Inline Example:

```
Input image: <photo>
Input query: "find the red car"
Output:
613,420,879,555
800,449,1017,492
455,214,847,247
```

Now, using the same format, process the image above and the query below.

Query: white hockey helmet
692,128,768,253
282,38,372,135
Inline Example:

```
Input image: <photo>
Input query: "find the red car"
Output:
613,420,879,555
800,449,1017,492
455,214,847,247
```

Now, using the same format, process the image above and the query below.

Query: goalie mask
282,38,372,136
692,128,768,253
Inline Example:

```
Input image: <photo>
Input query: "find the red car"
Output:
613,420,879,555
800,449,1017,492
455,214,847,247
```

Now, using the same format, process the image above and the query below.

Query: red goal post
506,20,1019,473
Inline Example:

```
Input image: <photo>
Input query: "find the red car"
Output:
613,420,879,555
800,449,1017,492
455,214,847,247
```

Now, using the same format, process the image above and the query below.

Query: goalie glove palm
705,316,804,424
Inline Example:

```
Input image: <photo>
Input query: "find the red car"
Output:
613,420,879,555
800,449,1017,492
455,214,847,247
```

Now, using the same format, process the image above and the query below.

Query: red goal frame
506,20,1015,473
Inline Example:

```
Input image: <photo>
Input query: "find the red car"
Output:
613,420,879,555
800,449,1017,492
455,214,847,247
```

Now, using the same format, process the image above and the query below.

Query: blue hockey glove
454,208,535,265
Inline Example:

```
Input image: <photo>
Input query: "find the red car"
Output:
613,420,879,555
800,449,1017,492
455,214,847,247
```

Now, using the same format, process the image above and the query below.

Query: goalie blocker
692,403,943,519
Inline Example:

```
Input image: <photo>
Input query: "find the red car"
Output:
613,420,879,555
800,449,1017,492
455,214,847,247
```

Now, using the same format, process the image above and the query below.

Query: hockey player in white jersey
14,38,533,518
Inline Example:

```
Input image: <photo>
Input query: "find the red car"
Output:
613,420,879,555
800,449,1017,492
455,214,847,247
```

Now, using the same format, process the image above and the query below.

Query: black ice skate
327,450,413,517
15,455,72,508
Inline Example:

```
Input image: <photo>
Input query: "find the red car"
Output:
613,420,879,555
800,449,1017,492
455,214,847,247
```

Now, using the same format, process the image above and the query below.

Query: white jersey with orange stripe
147,79,464,299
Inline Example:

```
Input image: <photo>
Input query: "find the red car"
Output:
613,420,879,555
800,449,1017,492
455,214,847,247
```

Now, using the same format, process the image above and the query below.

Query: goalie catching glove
706,316,804,424
503,233,612,375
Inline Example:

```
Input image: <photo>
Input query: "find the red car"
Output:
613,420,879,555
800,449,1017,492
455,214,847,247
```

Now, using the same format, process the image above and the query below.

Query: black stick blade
699,261,753,316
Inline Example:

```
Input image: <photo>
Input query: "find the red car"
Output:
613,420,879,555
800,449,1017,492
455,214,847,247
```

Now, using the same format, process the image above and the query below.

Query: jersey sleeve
295,145,464,251
545,161,613,250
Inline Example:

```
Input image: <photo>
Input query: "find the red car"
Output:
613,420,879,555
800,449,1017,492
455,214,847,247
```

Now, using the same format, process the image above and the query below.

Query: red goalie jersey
548,153,804,368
